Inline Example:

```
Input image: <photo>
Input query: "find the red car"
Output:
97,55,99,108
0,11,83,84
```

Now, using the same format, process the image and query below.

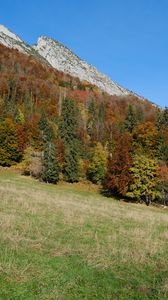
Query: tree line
0,97,167,206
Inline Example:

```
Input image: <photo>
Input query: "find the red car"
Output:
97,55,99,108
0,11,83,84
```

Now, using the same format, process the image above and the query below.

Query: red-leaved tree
104,132,133,196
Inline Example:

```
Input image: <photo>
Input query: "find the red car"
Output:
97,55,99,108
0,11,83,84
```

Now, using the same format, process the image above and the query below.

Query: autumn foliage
104,133,133,196
0,44,167,205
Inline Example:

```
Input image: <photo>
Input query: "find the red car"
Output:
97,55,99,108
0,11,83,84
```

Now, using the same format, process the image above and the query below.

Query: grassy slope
0,172,168,300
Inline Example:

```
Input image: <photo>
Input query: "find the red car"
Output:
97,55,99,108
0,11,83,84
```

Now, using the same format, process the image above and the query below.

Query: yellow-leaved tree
126,154,160,205
87,142,108,184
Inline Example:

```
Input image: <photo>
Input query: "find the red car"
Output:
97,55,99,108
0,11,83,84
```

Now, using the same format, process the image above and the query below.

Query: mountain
0,31,159,181
0,24,142,98
33,36,136,97
0,25,50,66
0,24,35,55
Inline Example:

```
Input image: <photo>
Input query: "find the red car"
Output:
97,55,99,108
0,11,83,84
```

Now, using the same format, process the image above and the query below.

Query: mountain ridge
34,36,135,97
0,24,144,99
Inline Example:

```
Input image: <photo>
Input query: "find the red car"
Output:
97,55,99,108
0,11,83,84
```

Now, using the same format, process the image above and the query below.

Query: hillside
33,36,137,97
0,42,155,121
0,42,155,139
0,24,143,98
0,25,50,66
0,172,168,299
0,14,168,300
0,41,168,206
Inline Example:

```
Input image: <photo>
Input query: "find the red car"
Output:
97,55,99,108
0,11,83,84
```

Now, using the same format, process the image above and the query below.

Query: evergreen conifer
59,98,79,182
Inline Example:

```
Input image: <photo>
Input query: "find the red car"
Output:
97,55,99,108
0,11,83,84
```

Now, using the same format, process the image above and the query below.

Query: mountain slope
0,24,142,98
0,24,34,55
34,36,137,97
0,25,50,66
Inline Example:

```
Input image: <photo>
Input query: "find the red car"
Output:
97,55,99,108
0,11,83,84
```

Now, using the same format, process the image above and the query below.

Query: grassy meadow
0,172,168,299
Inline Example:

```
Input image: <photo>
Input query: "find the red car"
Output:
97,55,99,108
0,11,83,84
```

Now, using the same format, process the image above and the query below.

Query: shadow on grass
100,188,141,204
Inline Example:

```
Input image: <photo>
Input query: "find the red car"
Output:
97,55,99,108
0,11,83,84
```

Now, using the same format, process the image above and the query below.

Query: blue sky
0,0,168,107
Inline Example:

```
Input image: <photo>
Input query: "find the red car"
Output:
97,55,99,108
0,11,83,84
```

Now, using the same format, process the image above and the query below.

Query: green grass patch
0,172,168,299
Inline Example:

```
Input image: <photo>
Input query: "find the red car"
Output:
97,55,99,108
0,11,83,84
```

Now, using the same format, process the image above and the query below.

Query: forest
0,44,168,206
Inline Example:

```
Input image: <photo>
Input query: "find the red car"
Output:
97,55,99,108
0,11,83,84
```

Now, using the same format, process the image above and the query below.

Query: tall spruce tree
156,133,168,164
59,98,79,182
163,107,168,128
156,107,168,130
156,107,168,165
40,111,59,184
42,137,60,184
87,99,97,142
39,108,51,138
124,104,137,132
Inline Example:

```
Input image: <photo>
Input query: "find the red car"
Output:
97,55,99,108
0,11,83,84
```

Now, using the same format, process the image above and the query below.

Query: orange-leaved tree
0,118,21,166
104,132,133,196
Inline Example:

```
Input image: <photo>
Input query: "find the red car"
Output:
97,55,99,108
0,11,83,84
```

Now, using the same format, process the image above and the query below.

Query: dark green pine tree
156,107,168,130
59,98,80,182
163,107,168,128
39,108,46,129
124,104,137,132
24,94,33,121
42,138,60,184
40,112,60,184
64,141,79,182
87,99,97,142
156,109,163,131
156,107,168,165
156,133,168,165
136,106,144,124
